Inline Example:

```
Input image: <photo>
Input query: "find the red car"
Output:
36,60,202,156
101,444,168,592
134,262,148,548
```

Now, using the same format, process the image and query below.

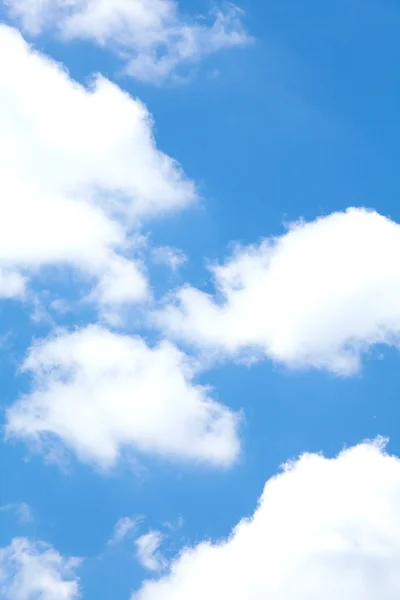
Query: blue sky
1,1,400,599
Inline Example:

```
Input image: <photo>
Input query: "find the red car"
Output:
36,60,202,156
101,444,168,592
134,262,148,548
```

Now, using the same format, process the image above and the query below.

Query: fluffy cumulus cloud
156,208,400,375
3,0,250,83
133,439,400,600
5,325,240,469
0,537,80,600
0,25,195,309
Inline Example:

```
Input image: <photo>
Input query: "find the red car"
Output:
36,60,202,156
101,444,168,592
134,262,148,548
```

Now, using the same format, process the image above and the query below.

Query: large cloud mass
134,439,400,600
0,25,195,308
0,537,80,600
157,208,400,374
6,325,240,468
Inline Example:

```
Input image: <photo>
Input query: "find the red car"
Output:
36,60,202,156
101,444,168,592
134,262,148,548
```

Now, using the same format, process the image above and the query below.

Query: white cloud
156,208,400,375
4,0,251,83
0,537,80,600
0,503,33,525
5,325,240,469
133,438,400,600
135,530,166,572
0,25,196,311
109,516,141,545
0,268,26,299
152,246,187,271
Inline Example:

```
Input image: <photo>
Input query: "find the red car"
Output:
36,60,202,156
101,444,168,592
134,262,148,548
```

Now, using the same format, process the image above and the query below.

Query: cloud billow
134,439,400,600
6,325,240,469
156,208,400,375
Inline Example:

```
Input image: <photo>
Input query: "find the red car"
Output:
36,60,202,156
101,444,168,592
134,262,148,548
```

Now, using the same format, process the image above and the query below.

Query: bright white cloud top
4,0,251,83
0,537,80,600
6,325,240,468
0,25,195,308
157,208,400,375
133,438,400,600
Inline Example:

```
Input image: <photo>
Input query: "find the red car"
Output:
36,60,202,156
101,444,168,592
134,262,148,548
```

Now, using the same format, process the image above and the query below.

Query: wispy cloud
135,530,166,572
108,516,142,546
0,503,33,525
4,0,252,83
